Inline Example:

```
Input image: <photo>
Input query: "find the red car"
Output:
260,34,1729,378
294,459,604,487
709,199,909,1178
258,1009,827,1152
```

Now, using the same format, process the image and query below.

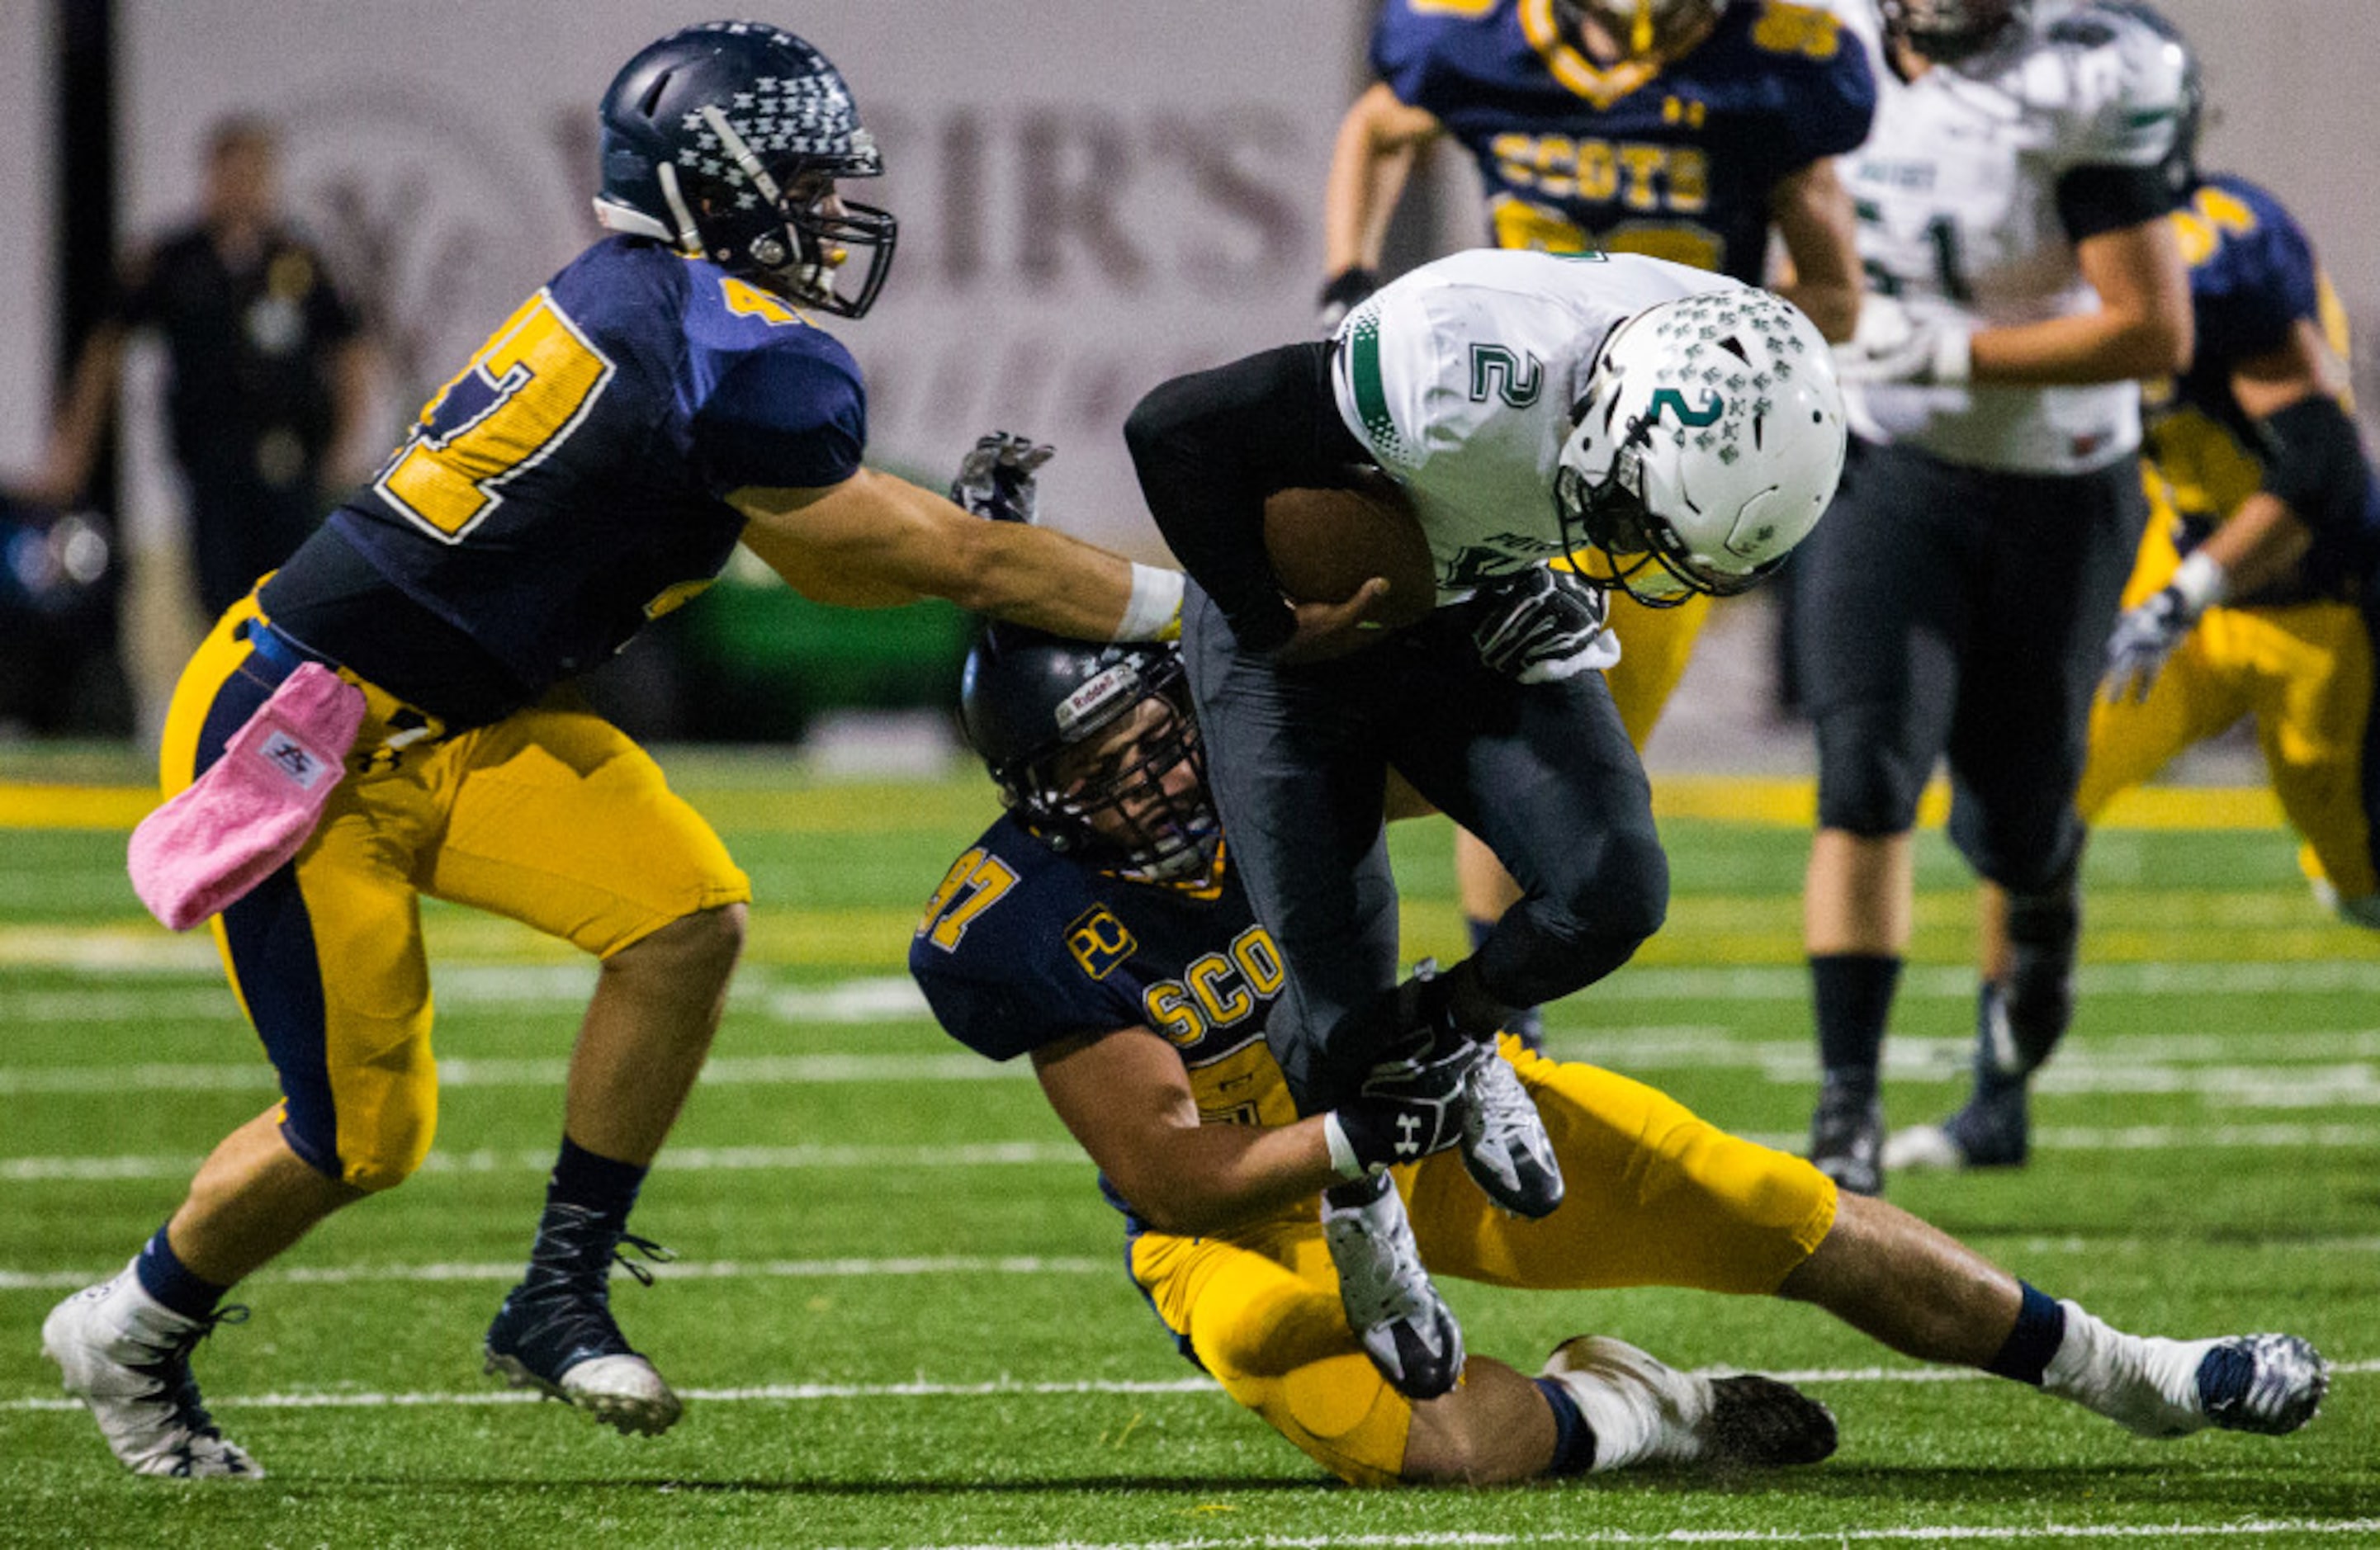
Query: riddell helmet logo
1647,387,1725,428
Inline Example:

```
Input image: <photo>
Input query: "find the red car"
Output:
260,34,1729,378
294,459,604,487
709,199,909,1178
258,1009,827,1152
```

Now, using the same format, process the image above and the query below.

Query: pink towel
128,662,368,931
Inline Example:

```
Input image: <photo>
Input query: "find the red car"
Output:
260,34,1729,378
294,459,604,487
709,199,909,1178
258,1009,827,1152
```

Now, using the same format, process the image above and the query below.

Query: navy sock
133,1224,227,1321
1532,1376,1597,1476
545,1135,647,1227
1812,952,1903,1100
1985,1282,2068,1386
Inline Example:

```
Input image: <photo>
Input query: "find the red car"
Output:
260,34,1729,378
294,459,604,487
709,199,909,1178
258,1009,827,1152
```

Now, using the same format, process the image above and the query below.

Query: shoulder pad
2023,5,2186,170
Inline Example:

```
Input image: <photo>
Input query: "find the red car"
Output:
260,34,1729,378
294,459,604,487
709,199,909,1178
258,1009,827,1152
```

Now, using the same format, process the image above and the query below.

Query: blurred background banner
0,0,55,478
116,1,1370,563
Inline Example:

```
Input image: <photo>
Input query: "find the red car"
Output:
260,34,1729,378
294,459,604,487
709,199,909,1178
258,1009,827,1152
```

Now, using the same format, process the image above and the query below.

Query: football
1262,473,1437,632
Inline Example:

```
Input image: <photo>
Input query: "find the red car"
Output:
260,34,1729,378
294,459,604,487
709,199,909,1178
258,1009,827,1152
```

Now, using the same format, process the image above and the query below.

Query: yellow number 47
376,290,616,542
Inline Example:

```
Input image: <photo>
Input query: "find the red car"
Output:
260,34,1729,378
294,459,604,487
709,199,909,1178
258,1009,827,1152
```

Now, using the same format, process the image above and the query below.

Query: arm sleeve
2055,162,2178,243
692,338,868,497
1124,342,1367,654
2256,394,2379,545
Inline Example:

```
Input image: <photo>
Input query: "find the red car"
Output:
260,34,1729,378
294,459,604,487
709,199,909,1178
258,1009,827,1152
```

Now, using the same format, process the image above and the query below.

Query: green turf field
1,752,2373,1548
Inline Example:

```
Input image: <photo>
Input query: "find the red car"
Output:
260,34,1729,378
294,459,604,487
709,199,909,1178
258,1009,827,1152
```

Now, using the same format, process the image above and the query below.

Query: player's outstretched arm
1318,85,1442,330
1030,1023,1467,1238
731,468,1180,642
1031,1026,1344,1236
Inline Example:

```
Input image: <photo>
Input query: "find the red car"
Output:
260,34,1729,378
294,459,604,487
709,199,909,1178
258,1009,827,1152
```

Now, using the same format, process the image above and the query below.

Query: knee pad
1814,711,1930,835
1228,1351,1412,1487
327,1066,438,1192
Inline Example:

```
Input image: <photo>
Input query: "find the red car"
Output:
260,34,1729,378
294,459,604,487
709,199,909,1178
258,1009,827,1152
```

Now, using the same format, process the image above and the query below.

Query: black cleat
1809,1085,1884,1196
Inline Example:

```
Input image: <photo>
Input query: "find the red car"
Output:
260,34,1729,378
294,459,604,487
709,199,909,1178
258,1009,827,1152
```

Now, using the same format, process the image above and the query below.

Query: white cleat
1881,1121,1966,1174
2048,1303,2328,1439
1540,1335,1836,1471
40,1262,263,1479
1321,1179,1465,1401
483,1347,684,1438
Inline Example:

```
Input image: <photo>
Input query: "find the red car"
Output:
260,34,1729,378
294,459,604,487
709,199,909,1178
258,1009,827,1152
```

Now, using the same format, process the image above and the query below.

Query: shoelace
125,1304,251,1439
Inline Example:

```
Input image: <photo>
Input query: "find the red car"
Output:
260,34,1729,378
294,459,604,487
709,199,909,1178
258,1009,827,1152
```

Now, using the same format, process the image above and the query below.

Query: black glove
2100,584,2193,703
1472,565,1611,683
1324,1038,1480,1177
949,432,1055,524
1318,267,1380,334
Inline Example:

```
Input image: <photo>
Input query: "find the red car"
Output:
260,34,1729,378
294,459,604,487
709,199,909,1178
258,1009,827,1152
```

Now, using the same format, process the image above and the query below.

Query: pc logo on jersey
1066,905,1137,981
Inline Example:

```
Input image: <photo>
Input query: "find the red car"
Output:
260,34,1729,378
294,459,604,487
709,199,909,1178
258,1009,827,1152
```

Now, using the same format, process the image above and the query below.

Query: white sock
1541,1337,1709,1471
2040,1299,2212,1438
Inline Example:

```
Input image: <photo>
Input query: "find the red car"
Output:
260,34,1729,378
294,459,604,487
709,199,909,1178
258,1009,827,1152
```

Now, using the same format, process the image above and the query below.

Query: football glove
1833,295,1972,387
1318,267,1379,335
1471,565,1612,683
1323,1038,1481,1178
949,432,1055,524
2101,584,2195,703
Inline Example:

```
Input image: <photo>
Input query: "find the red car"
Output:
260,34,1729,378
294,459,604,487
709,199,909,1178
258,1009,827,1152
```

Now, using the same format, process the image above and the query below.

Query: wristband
1933,324,1974,386
1116,563,1185,642
2169,548,2228,614
1321,1112,1373,1180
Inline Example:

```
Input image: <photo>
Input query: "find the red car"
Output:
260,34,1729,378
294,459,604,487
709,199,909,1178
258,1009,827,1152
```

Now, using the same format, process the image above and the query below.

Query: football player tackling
909,620,2327,1486
41,21,1182,1479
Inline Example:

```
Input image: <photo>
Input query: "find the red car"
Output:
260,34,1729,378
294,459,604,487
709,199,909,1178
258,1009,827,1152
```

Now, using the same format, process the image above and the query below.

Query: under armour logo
1395,1113,1424,1156
255,731,331,792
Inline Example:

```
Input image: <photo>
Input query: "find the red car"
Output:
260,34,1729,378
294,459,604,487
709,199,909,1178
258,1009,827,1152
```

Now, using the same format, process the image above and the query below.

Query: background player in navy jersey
1317,0,1874,1050
1890,6,2380,1175
40,21,1185,1481
908,621,2323,1487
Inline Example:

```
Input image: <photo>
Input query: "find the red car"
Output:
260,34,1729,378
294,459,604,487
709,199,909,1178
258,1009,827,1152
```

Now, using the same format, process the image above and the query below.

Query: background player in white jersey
1127,247,1846,1391
1797,0,2193,1195
1890,4,2380,1174
1316,0,1876,1051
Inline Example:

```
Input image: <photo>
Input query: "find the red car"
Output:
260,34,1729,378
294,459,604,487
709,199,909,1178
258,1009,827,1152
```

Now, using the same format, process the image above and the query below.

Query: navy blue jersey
2146,175,2380,605
1373,0,1873,281
296,236,865,701
910,816,1304,1226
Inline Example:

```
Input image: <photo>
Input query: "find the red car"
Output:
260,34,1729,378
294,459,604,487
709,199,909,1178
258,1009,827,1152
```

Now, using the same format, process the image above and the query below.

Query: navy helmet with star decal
594,20,897,317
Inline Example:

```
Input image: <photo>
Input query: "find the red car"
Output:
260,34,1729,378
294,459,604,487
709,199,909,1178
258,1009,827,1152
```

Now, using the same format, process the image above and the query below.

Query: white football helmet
1554,286,1847,607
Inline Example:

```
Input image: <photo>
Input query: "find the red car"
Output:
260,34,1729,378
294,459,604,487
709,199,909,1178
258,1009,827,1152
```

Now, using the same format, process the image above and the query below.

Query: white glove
1833,295,1973,387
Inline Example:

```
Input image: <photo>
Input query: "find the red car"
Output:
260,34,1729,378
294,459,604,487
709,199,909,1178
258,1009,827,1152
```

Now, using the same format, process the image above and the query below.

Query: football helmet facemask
1554,0,1729,56
1881,0,2030,62
594,21,897,318
960,625,1220,886
1554,286,1847,608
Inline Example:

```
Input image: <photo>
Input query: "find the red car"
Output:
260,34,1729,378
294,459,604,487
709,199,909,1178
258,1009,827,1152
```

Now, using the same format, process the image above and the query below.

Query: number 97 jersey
1843,3,2187,474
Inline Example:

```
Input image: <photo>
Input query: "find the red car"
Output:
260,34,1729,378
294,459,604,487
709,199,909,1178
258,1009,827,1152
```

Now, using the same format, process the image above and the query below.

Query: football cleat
2054,1303,2329,1439
1540,1335,1837,1470
1460,1049,1565,1218
2197,1334,2330,1436
1808,1084,1885,1197
483,1207,683,1437
1888,985,2036,1173
40,1261,263,1479
1321,1178,1465,1400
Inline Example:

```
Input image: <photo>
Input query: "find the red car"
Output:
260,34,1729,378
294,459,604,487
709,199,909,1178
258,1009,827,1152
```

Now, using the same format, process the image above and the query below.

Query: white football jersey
1843,2,2186,473
1331,248,1736,627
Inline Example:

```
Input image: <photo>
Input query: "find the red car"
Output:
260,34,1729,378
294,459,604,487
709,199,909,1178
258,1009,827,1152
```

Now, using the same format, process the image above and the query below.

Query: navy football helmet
959,624,1219,886
1881,0,2030,61
593,21,897,318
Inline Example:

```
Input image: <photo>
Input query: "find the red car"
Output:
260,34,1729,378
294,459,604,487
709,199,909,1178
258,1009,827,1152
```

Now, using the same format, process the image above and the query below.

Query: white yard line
4,1363,2371,1415
834,1524,2380,1550
8,1118,2379,1189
